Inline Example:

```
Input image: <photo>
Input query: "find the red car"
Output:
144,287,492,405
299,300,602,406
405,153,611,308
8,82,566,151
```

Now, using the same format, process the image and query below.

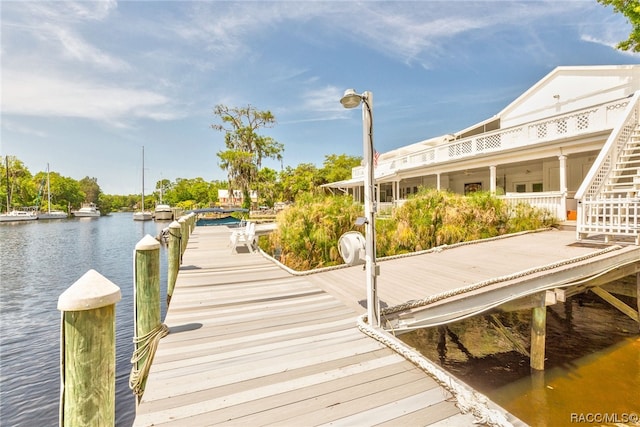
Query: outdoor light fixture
340,88,380,328
340,88,362,109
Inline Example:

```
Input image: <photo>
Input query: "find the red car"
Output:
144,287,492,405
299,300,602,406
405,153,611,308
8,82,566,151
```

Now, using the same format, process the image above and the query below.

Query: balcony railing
499,192,565,220
352,97,631,180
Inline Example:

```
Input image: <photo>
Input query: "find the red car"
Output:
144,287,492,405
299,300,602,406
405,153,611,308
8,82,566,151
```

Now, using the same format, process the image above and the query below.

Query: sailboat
133,146,152,221
37,164,67,219
0,156,37,222
154,175,173,221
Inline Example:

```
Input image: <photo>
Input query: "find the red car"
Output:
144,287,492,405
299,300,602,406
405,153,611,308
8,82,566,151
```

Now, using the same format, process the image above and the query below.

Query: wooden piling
167,220,181,305
58,269,121,427
178,217,187,256
130,234,164,401
637,272,640,332
530,302,547,370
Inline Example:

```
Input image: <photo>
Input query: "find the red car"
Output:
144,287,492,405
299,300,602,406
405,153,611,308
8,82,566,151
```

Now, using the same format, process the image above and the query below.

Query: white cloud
1,119,48,138
1,70,181,126
47,24,130,72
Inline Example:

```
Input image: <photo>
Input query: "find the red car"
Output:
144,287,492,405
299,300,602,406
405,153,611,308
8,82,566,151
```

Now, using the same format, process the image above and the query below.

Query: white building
324,65,640,245
218,189,258,207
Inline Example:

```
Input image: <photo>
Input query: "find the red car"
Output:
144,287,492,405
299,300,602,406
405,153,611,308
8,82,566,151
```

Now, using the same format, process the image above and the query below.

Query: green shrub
260,193,362,270
262,189,556,270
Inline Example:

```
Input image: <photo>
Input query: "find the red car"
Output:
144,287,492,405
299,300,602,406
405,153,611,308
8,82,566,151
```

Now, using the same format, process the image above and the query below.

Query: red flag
374,150,380,167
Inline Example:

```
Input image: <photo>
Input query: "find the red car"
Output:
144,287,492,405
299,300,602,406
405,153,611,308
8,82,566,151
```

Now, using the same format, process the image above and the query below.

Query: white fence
501,192,565,220
578,197,640,245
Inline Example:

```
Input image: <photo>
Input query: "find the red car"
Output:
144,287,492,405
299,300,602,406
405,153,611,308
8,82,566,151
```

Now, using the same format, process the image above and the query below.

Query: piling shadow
358,299,389,309
168,323,203,334
180,265,202,270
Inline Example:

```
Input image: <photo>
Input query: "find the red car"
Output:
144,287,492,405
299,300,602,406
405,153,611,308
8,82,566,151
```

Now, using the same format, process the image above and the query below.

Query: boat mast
141,146,145,212
47,163,52,214
5,156,10,214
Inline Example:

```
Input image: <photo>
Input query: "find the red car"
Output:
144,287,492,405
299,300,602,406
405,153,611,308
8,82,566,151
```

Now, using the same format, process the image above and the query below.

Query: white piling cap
58,269,122,311
169,220,181,229
135,234,161,250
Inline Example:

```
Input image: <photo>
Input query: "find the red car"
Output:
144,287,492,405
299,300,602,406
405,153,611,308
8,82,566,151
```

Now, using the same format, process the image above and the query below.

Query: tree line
0,153,361,215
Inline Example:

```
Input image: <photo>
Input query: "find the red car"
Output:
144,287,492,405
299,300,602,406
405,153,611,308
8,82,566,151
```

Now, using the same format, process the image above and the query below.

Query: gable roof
497,65,640,128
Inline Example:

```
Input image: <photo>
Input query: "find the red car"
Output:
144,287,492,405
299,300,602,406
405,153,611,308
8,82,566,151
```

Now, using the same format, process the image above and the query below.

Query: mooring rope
168,229,183,263
129,322,169,397
381,244,622,316
257,229,626,425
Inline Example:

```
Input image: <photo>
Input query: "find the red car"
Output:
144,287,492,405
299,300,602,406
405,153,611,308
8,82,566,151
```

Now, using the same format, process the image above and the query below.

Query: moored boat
154,204,173,221
38,210,68,220
133,211,153,221
1,156,37,222
37,163,68,220
72,203,101,217
0,209,38,222
133,146,152,221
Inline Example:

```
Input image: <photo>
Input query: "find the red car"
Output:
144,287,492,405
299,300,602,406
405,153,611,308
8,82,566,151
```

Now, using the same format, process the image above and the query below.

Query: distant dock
134,225,639,426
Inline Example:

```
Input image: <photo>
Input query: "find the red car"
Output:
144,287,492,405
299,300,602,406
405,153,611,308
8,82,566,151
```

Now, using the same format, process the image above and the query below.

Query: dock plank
133,225,638,426
134,225,480,426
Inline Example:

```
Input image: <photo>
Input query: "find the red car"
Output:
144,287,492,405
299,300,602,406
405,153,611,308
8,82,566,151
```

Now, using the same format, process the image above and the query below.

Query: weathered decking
133,226,517,426
134,225,639,426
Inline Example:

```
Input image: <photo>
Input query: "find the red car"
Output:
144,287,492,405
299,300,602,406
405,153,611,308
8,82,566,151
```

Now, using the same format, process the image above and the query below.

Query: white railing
575,92,640,200
352,96,632,180
575,91,640,244
378,193,564,219
578,196,640,245
500,191,565,220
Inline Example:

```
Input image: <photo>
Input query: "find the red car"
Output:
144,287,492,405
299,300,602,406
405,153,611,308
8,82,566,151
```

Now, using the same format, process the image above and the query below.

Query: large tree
319,154,362,184
78,176,101,205
1,156,36,210
212,104,284,209
598,0,640,52
279,163,321,201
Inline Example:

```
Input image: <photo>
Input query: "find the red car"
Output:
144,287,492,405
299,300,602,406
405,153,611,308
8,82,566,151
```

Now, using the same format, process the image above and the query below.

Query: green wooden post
637,272,640,332
179,217,187,256
132,234,161,400
189,212,196,232
530,303,547,370
167,220,181,305
58,269,121,427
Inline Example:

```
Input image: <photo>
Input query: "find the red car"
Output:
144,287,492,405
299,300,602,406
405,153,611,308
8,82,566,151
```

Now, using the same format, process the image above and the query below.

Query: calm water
0,213,168,426
401,295,640,426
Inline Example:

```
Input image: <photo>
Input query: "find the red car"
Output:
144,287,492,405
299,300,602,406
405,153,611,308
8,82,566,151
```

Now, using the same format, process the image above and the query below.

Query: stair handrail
575,90,640,201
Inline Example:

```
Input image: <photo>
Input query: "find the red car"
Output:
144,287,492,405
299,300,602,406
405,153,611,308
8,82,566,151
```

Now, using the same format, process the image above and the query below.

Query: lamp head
340,89,362,109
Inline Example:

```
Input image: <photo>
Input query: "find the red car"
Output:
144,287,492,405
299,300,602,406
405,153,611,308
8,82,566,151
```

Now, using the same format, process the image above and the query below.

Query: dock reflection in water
401,291,639,426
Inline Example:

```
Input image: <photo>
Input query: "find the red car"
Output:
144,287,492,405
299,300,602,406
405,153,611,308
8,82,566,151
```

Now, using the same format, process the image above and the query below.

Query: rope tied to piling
129,322,169,397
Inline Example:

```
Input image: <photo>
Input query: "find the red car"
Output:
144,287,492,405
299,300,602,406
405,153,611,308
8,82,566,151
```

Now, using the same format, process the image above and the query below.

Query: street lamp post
340,89,380,327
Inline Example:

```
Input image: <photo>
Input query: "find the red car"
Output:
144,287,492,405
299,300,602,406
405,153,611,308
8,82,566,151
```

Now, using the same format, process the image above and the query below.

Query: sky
1,1,638,195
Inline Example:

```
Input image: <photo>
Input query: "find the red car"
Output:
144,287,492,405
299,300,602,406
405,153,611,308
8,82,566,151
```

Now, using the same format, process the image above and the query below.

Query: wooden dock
134,225,639,426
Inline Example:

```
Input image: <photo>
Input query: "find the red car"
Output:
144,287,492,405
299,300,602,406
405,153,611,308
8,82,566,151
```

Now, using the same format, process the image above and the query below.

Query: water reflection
400,290,640,425
0,214,168,427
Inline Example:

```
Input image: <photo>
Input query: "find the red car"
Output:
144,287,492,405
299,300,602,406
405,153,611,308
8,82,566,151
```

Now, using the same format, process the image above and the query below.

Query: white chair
230,221,256,253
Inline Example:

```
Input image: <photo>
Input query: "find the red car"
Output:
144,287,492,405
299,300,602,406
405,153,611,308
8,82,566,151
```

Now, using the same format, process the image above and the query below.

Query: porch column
559,154,567,220
489,165,497,194
436,173,441,191
392,180,398,204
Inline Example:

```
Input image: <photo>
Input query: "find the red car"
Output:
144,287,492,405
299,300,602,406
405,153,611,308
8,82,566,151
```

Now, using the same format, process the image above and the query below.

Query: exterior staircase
602,129,640,198
577,109,640,245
